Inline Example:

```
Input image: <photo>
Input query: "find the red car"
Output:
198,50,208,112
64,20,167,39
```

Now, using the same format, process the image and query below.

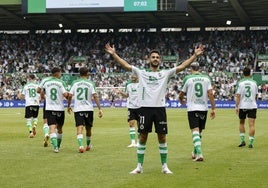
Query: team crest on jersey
149,76,157,81
131,87,137,92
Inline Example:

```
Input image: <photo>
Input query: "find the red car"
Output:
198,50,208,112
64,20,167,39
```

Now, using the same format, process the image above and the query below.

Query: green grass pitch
0,108,267,188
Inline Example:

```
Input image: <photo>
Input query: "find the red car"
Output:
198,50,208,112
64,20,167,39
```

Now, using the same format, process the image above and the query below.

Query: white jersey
132,66,176,107
21,82,40,106
236,78,258,109
43,77,68,111
181,73,212,111
69,78,96,112
125,81,139,109
39,76,52,89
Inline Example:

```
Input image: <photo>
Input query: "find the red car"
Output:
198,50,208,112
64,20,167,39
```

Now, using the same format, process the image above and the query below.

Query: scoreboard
22,0,158,14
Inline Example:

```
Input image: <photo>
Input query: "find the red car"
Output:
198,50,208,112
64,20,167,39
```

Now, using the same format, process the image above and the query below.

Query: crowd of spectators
0,30,268,101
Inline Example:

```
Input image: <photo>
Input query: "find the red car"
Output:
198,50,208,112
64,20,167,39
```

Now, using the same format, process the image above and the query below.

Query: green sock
43,123,49,136
33,118,38,127
50,133,58,149
137,143,146,164
129,127,136,142
86,136,91,146
159,143,167,164
77,134,83,147
26,119,32,132
192,131,202,155
240,133,245,143
57,134,62,148
249,136,254,145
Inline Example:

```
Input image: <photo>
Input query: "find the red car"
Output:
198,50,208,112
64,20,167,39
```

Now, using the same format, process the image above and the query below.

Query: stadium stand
0,0,267,102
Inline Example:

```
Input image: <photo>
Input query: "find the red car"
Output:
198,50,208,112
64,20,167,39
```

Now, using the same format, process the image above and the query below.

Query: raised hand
194,44,204,56
105,43,115,55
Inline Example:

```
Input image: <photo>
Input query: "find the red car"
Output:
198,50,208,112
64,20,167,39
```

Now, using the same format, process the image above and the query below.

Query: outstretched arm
175,44,204,73
105,43,132,71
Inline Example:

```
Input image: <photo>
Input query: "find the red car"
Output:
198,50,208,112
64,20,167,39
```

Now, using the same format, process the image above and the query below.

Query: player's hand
98,110,103,118
210,110,215,120
194,44,204,56
105,43,115,55
235,107,239,115
179,99,186,105
116,89,122,94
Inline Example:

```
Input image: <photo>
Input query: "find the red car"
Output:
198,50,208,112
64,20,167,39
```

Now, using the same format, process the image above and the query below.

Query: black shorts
46,110,65,126
238,109,257,119
74,111,94,128
127,108,139,122
24,106,39,118
187,111,208,130
137,107,167,134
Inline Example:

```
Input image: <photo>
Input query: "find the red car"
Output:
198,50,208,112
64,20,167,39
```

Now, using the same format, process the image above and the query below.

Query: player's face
149,52,160,68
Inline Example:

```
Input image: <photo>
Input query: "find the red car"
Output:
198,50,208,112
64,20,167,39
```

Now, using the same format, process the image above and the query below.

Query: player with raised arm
105,43,204,174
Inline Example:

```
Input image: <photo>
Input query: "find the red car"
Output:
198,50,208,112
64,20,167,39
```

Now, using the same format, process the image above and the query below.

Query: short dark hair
190,62,200,71
51,67,61,75
243,67,251,76
149,49,160,56
29,74,35,80
79,67,89,76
